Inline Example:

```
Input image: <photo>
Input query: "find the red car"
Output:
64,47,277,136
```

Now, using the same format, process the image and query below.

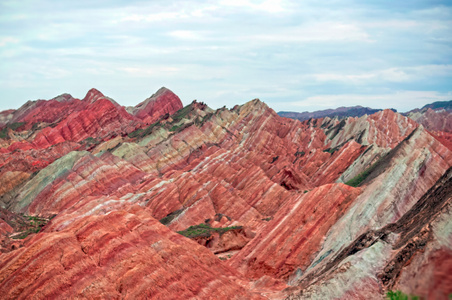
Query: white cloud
312,65,452,83
168,30,205,40
0,37,19,47
0,0,451,112
220,0,288,13
119,11,184,23
251,22,373,43
120,66,181,76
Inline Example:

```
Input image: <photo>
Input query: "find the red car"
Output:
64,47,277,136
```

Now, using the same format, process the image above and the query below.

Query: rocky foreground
0,88,451,299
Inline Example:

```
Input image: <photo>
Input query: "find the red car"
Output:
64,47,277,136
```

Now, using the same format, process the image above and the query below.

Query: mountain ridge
0,89,451,299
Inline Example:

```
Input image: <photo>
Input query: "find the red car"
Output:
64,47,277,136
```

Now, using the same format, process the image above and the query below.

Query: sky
0,0,451,113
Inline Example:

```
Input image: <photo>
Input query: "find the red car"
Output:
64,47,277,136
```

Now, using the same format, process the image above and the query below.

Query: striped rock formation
0,90,451,299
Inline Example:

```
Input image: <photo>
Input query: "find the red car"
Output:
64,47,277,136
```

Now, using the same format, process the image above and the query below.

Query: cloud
311,65,452,83
250,22,373,43
0,0,451,112
219,0,288,13
0,36,19,47
168,30,206,40
119,12,184,23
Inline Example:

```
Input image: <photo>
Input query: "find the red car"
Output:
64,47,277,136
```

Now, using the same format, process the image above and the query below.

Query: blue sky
1,0,451,112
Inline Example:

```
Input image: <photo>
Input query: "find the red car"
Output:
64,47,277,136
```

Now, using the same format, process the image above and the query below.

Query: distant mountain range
278,100,452,121
404,100,452,114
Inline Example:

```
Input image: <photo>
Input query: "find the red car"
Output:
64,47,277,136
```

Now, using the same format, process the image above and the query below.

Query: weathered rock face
323,109,418,149
281,126,452,299
0,90,451,299
0,205,264,299
0,88,183,209
406,107,452,150
228,183,361,280
286,166,452,300
407,108,452,133
127,87,183,124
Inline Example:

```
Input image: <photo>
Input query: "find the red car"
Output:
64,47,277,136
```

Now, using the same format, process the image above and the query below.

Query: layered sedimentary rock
283,126,452,299
0,90,451,299
0,205,264,299
286,166,452,299
126,87,183,124
406,106,452,150
0,88,181,208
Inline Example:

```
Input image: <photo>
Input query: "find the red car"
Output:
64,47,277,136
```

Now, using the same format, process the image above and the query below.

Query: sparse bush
294,151,305,157
177,223,242,238
345,158,382,187
386,290,419,300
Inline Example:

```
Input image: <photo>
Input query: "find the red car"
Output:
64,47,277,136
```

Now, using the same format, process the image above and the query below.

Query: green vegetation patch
198,113,214,126
177,223,242,239
345,157,383,187
13,227,42,239
169,124,181,132
11,215,50,240
0,122,26,139
128,128,144,138
172,105,193,123
295,150,305,157
386,290,419,300
323,148,336,154
128,121,162,139
82,136,100,145
159,209,184,225
0,128,7,139
9,122,25,131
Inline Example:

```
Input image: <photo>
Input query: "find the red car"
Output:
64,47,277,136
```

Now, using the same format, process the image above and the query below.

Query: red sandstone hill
0,89,451,299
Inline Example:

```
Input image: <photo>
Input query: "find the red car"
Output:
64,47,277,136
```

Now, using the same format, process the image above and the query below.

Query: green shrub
172,105,193,123
83,137,100,145
128,121,161,138
12,215,50,239
0,122,26,139
0,128,7,139
9,122,25,131
159,209,184,225
386,290,419,300
323,147,339,154
295,151,305,157
345,157,382,187
177,223,242,238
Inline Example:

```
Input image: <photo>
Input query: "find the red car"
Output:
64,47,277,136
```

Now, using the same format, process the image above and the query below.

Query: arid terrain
0,88,451,299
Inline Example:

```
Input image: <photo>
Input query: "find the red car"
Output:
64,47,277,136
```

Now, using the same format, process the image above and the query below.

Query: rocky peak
82,88,121,109
51,93,75,103
237,98,272,115
82,88,106,104
128,87,183,124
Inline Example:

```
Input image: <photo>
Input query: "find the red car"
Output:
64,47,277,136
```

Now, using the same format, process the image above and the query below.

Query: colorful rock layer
0,89,451,299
